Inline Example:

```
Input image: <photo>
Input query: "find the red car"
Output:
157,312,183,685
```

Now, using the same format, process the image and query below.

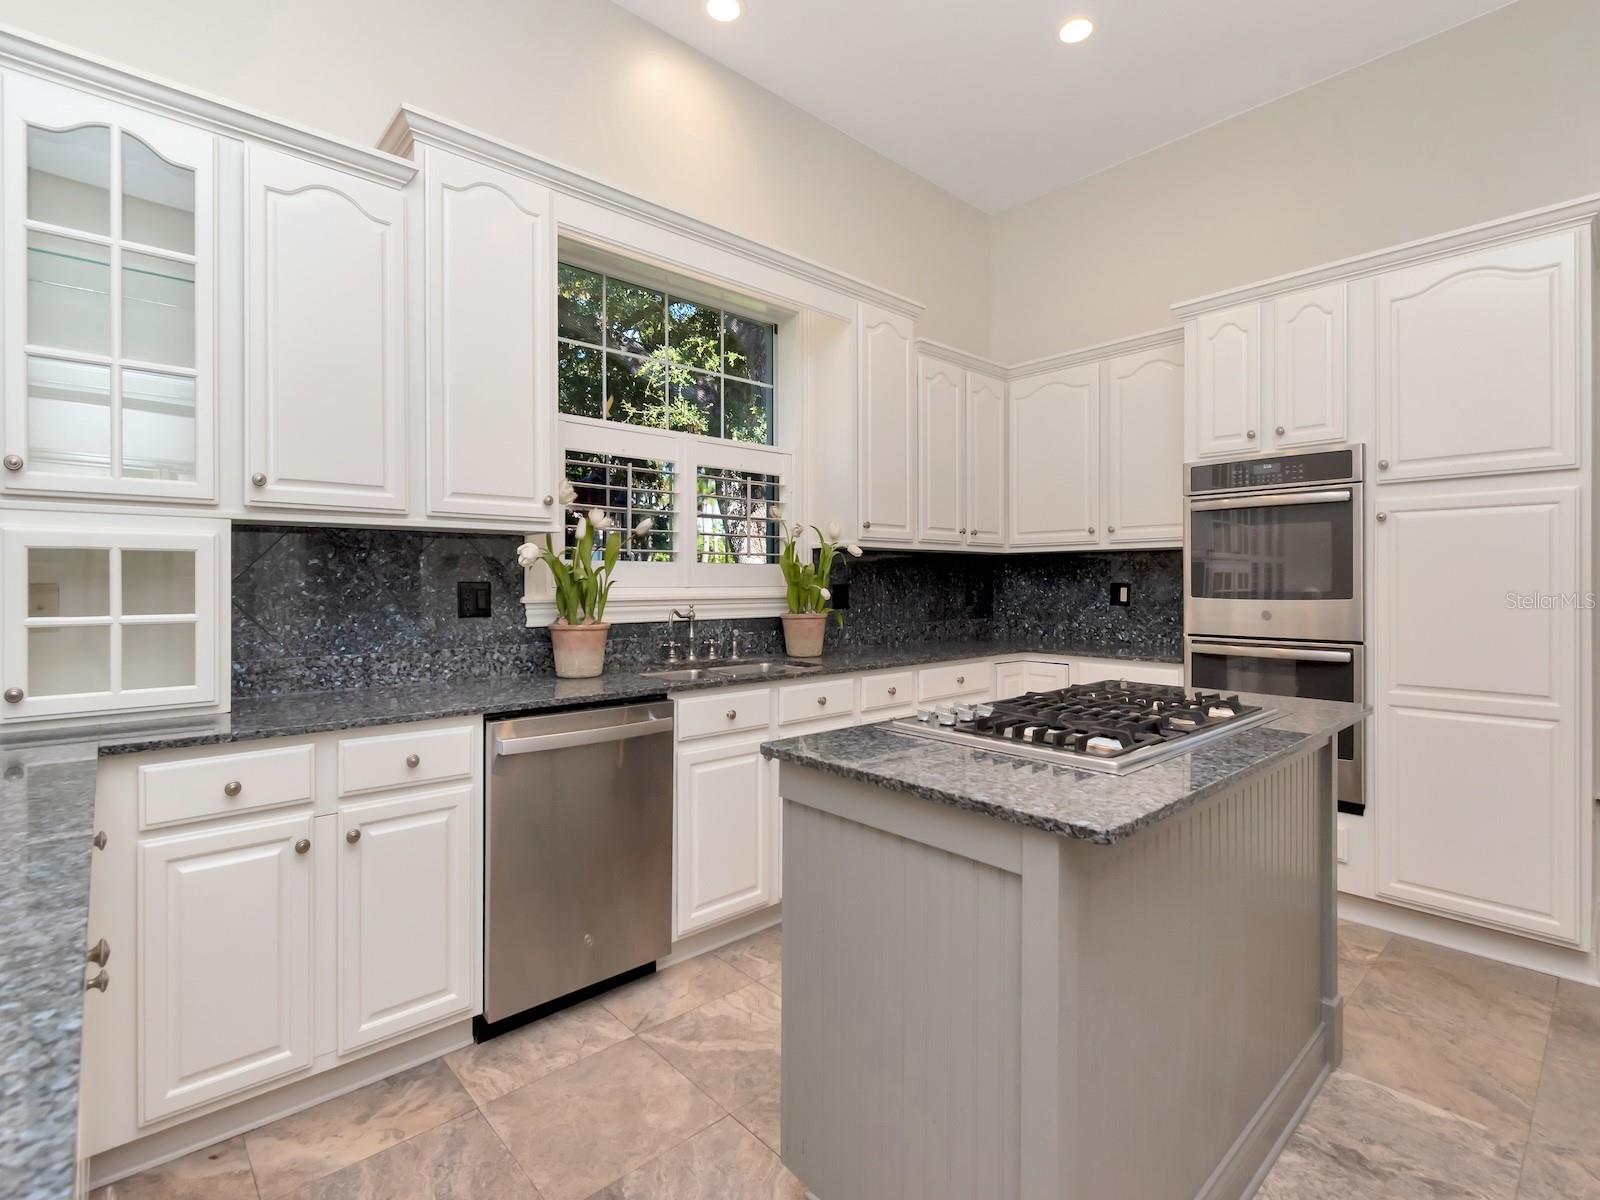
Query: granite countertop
1,741,99,1200
762,694,1370,845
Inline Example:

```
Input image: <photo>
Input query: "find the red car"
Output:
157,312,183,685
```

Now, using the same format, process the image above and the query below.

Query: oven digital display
1189,448,1354,494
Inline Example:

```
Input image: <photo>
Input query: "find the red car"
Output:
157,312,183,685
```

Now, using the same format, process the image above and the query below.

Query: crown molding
0,25,415,187
1171,193,1600,318
381,105,924,320
1003,325,1183,379
912,338,1006,377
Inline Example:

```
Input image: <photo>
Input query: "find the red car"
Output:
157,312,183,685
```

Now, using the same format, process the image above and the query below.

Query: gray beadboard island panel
779,737,1342,1200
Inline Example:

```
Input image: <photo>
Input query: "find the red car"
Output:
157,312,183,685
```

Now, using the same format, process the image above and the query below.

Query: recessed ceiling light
706,0,742,21
1058,16,1094,44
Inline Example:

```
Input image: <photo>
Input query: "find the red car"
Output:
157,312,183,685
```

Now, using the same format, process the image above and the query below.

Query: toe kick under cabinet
78,717,483,1157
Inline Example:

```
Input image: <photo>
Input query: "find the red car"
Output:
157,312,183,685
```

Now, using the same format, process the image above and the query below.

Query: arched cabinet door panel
1271,282,1346,449
916,354,965,545
857,303,916,543
1104,344,1183,545
1191,303,1261,460
245,145,407,513
1008,364,1099,546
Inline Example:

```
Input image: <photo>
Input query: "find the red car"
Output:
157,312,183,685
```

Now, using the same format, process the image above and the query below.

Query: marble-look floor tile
591,1116,803,1200
92,1136,258,1200
1337,921,1391,998
1514,1042,1600,1199
447,1000,632,1106
733,1088,781,1154
1543,977,1600,1063
714,926,783,993
482,1038,723,1200
1256,1071,1522,1200
638,983,782,1112
245,1059,476,1198
598,955,753,1032
288,1112,540,1200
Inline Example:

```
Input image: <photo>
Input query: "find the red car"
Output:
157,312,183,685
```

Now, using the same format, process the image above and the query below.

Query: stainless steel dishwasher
484,702,674,1024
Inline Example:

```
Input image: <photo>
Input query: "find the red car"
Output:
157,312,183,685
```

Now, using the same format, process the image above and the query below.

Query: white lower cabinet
995,660,1070,696
139,812,314,1123
675,738,772,938
337,786,475,1052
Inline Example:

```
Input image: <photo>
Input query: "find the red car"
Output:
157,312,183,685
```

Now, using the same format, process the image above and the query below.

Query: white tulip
558,480,578,506
791,522,804,538
587,508,612,532
819,587,831,601
847,544,864,557
826,522,841,542
768,503,784,520
515,543,541,569
635,517,655,536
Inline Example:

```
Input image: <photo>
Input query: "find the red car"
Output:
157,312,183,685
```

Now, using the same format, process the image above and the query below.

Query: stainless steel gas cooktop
890,680,1276,774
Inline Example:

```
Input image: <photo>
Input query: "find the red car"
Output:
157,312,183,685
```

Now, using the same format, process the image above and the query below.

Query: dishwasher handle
494,713,675,757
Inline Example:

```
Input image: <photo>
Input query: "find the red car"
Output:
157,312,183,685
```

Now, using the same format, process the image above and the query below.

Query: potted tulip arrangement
518,482,653,678
777,513,862,658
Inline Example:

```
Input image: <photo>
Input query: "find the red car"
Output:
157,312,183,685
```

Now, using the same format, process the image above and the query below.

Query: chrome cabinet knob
543,494,554,505
1275,425,1286,435
887,686,897,697
725,709,737,720
862,520,871,529
817,696,828,707
223,780,242,797
955,675,966,685
959,527,967,535
3,454,22,471
1107,525,1116,534
294,838,311,854
1246,429,1257,440
93,830,107,851
346,829,362,844
251,472,267,487
1378,459,1389,470
85,970,109,993
1376,512,1388,523
86,938,110,967
1087,527,1095,535
3,687,22,704
405,753,420,768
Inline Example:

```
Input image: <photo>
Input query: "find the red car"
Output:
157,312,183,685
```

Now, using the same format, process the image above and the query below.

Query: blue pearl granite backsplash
230,526,1182,697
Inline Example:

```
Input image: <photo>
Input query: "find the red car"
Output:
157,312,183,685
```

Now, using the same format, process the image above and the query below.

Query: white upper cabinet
1103,343,1184,545
1374,230,1580,483
1,73,217,502
1008,364,1099,546
1191,303,1262,459
965,369,1005,546
423,148,558,526
916,354,964,545
857,303,916,543
245,145,407,513
1270,282,1347,449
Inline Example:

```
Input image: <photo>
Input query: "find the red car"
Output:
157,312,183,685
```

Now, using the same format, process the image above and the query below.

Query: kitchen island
764,693,1368,1200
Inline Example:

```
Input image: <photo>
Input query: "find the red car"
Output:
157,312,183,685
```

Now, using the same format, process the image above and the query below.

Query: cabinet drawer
860,671,915,713
676,688,772,741
337,725,474,797
777,677,856,727
918,662,988,702
139,743,315,830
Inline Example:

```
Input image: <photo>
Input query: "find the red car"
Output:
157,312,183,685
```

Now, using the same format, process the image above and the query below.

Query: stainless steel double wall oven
1184,445,1366,812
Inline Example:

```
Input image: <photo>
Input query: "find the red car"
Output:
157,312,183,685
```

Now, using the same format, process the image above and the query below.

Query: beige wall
0,0,993,352
991,0,1600,363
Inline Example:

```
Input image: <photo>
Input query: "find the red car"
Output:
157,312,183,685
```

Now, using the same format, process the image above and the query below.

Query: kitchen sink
709,660,822,679
641,666,719,682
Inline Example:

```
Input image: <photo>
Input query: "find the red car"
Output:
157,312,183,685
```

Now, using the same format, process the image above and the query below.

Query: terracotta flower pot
782,612,827,658
550,621,610,678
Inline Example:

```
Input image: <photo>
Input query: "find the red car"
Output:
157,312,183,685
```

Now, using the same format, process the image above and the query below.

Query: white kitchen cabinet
995,660,1069,697
965,369,1006,546
1008,364,1099,546
1372,485,1585,945
1,72,218,503
1103,343,1184,545
422,147,559,526
1374,230,1580,483
1191,303,1262,459
1270,283,1347,449
916,354,965,545
337,785,475,1052
857,303,916,543
675,737,773,937
0,513,225,723
139,812,315,1122
244,145,407,513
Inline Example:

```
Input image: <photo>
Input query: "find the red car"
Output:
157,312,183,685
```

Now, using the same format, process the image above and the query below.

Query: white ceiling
611,0,1514,213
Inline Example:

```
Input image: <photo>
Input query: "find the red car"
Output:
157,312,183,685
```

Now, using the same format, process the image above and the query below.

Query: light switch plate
1109,581,1132,607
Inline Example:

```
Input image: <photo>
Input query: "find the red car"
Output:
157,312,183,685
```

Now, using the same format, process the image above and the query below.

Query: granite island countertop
0,636,1180,1198
762,694,1370,844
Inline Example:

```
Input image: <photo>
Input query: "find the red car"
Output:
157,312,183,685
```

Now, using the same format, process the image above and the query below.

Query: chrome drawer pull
223,780,242,797
406,753,421,768
85,970,109,993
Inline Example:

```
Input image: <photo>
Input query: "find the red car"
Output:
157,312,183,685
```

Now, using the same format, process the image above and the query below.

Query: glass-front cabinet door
0,516,224,721
1,72,216,500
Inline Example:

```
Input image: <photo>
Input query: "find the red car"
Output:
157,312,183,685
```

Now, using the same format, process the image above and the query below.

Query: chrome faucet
669,606,698,661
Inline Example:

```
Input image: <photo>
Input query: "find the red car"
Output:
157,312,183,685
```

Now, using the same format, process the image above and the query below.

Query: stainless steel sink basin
709,660,822,679
641,666,718,682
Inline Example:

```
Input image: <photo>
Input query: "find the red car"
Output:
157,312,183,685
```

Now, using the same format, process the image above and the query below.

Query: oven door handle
1189,641,1354,664
1188,488,1352,512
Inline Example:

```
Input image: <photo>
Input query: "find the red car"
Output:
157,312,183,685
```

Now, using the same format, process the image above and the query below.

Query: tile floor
93,921,1599,1199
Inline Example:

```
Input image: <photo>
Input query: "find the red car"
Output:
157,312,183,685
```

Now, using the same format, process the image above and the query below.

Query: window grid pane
564,451,677,563
695,467,783,564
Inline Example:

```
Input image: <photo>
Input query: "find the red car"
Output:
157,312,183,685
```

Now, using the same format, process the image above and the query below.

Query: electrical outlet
457,580,491,618
1109,581,1132,607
